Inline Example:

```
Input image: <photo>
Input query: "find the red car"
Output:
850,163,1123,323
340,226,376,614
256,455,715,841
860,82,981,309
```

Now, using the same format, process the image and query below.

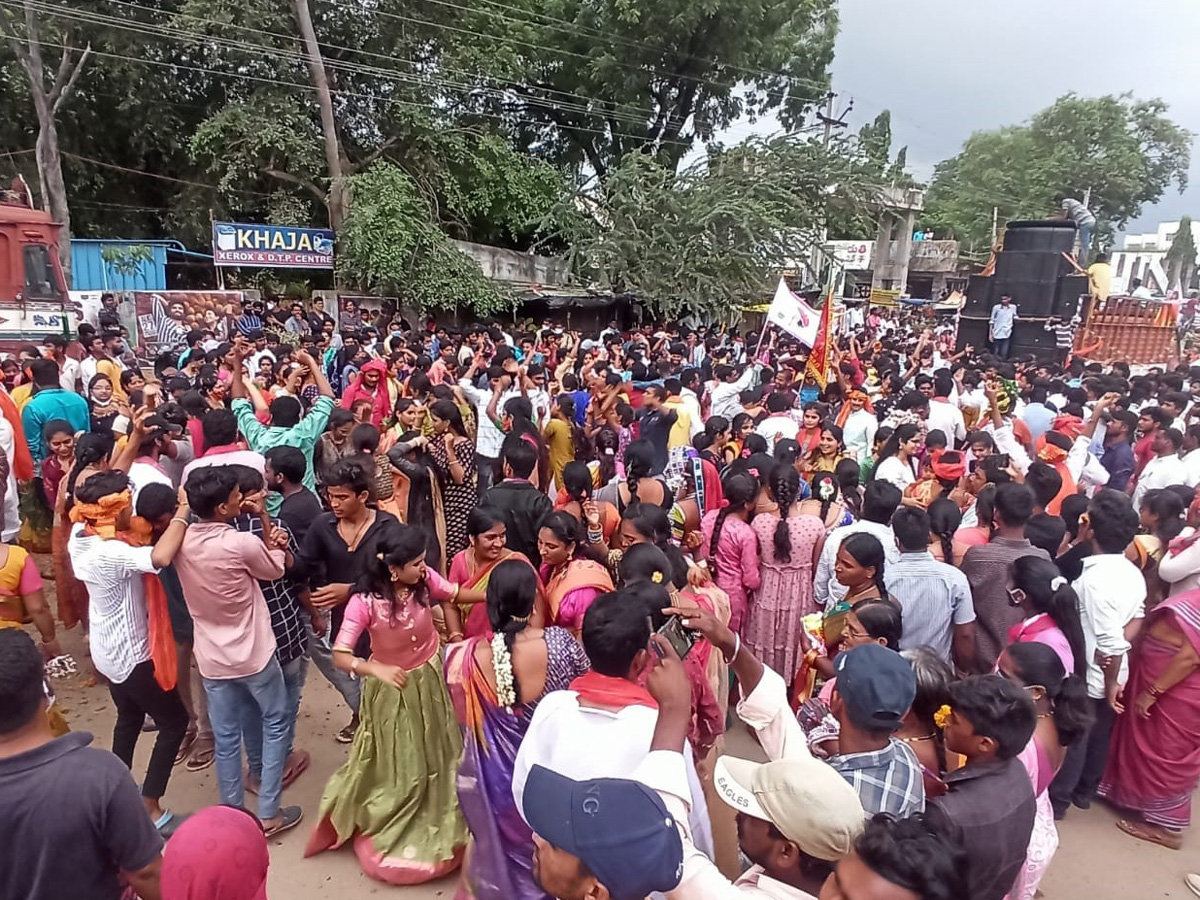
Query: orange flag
805,292,835,390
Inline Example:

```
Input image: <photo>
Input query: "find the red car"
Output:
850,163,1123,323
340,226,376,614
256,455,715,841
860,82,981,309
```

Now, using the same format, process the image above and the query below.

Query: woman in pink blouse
1005,555,1085,677
698,470,762,634
305,525,467,884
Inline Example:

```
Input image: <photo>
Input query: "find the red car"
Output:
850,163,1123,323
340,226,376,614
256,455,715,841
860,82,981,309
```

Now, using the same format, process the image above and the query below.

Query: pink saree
1098,589,1200,829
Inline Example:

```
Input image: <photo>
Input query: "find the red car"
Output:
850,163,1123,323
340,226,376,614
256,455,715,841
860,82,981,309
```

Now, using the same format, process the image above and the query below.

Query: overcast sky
732,0,1200,236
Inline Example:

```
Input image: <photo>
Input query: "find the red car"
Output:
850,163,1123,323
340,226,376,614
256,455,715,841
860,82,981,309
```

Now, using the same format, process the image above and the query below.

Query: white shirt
814,520,901,608
0,416,18,542
926,398,965,445
679,388,704,441
1182,448,1200,488
181,448,267,486
128,460,174,505
710,365,761,421
755,414,800,446
635,668,834,900
68,524,160,683
1073,553,1146,699
873,456,917,492
512,690,714,860
1132,453,1188,509
1159,527,1200,596
58,357,81,393
80,355,99,387
842,409,878,464
458,380,519,459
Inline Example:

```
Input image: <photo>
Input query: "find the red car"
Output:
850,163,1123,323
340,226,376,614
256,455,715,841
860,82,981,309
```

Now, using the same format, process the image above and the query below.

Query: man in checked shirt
223,464,313,793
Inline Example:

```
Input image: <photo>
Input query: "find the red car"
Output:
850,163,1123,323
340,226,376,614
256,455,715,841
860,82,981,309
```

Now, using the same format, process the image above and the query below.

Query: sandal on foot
243,771,261,796
281,750,311,789
185,739,215,772
262,806,303,838
174,730,198,766
335,721,357,744
1116,818,1183,850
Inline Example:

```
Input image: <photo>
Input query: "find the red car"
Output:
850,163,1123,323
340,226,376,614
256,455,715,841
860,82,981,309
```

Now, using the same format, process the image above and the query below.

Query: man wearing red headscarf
339,358,396,427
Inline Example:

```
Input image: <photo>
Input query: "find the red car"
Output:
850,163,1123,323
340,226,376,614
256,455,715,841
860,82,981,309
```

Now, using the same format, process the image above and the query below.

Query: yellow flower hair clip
651,571,664,584
934,704,952,729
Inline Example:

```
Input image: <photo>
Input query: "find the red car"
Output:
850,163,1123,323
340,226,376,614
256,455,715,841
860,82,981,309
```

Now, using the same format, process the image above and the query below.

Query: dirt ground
36,582,1200,900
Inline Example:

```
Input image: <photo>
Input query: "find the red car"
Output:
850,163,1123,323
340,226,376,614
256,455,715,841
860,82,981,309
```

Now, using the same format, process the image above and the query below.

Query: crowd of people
4,292,1200,900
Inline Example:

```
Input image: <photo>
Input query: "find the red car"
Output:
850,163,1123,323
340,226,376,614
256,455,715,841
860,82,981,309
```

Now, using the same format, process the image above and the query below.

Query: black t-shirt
0,732,163,900
278,486,325,547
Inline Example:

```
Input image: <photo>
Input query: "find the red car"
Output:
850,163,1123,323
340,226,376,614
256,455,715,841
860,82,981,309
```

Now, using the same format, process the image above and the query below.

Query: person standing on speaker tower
1057,196,1096,264
989,294,1018,360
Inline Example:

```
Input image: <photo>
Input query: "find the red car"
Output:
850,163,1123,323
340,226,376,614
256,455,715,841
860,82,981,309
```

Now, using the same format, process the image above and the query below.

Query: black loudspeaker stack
960,220,1087,356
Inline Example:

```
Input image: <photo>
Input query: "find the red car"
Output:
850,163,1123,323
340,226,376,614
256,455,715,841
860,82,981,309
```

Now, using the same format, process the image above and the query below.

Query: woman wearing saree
384,403,446,574
443,559,589,900
1098,587,1200,850
537,512,614,635
445,507,543,640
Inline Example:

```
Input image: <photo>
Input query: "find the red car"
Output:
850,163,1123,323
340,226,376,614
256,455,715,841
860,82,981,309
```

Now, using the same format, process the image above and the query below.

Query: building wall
452,240,570,286
69,241,168,291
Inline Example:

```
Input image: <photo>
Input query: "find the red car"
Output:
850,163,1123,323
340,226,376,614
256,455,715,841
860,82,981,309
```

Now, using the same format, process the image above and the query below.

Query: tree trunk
31,92,72,284
291,0,347,230
2,1,90,288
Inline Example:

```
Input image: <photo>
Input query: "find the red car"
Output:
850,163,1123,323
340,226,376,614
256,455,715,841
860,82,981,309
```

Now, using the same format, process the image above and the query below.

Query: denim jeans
992,336,1012,359
243,655,307,780
203,656,290,820
1077,222,1094,263
305,612,360,714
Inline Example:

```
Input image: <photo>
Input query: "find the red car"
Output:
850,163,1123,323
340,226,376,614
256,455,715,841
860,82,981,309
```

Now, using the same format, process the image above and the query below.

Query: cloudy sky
810,0,1200,236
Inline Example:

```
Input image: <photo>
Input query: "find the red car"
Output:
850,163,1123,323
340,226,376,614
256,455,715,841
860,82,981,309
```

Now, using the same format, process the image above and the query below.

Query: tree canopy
923,93,1191,253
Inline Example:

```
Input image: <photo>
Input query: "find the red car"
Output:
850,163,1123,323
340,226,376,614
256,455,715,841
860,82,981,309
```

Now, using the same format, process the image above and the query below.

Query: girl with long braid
746,464,826,676
442,559,589,900
698,470,761,634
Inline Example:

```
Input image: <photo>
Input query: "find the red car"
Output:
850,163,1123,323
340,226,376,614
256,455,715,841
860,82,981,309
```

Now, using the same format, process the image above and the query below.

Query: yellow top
1087,261,1111,302
543,417,575,488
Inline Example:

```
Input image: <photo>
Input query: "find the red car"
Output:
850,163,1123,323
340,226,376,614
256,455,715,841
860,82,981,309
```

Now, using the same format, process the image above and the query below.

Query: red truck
0,177,73,347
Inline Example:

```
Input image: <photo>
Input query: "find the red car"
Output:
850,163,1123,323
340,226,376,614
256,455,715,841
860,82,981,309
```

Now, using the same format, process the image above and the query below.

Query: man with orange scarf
838,389,878,464
339,358,398,428
67,470,192,835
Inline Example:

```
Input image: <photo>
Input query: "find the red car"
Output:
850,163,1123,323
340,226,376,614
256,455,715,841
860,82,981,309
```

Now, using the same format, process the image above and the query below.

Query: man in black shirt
482,438,553,565
637,385,677,475
265,445,325,547
0,630,164,900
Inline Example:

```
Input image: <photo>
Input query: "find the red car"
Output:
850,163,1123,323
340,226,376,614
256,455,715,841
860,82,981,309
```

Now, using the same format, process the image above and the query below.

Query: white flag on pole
766,277,821,347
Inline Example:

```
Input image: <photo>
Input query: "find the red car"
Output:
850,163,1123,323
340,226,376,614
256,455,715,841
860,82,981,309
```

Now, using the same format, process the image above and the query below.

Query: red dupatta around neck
570,671,657,709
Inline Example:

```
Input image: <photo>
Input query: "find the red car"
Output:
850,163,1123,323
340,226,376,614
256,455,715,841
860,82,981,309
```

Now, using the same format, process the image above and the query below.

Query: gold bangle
170,516,190,527
451,584,461,602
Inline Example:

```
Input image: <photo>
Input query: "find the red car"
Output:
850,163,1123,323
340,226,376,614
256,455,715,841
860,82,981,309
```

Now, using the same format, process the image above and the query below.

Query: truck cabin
0,178,67,304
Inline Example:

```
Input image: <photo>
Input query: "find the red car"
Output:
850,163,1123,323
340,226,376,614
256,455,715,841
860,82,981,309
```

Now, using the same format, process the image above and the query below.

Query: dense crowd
4,292,1200,900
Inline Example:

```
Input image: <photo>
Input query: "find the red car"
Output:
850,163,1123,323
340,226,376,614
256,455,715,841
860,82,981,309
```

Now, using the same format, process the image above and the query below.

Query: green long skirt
304,657,467,884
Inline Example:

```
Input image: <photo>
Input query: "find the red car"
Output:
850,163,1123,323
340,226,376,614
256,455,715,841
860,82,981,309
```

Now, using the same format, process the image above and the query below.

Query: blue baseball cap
835,643,916,731
522,765,684,900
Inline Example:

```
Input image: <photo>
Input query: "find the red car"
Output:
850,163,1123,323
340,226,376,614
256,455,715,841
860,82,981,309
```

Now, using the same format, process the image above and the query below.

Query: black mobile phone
993,453,1010,469
656,616,698,660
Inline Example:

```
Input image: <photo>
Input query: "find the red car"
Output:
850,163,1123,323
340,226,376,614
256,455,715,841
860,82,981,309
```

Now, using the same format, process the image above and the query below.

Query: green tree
337,162,505,315
924,94,1191,252
448,0,838,178
1165,216,1197,293
549,134,877,319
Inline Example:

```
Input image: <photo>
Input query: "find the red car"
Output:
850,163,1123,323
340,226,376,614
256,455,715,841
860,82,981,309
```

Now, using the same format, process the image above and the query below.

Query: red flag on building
805,292,835,390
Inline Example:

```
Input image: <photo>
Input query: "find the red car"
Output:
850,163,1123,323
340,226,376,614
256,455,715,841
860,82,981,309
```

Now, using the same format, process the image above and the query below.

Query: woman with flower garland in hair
443,559,589,900
698,470,761,634
305,525,468,884
798,470,854,532
746,464,826,677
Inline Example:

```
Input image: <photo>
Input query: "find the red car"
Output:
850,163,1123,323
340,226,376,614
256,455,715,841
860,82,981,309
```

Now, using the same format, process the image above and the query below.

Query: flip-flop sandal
174,730,198,766
262,806,303,838
186,740,215,772
335,721,357,744
281,750,311,789
1116,818,1183,850
244,772,261,796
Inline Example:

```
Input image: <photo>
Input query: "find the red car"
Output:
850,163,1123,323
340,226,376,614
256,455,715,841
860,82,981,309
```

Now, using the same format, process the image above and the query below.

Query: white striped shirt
68,524,160,684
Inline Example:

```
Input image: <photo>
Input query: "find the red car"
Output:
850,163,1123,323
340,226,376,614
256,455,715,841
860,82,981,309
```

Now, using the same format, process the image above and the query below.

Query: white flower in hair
491,632,517,709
